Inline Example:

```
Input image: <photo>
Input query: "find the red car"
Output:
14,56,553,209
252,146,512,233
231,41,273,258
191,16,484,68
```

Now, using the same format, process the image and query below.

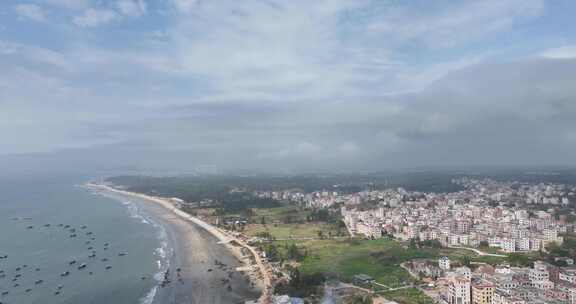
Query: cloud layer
1,0,576,173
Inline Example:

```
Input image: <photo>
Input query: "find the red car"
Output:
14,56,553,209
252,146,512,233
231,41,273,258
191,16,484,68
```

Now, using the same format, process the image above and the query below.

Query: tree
275,268,325,298
508,253,532,267
462,255,471,267
310,209,331,222
260,216,266,225
546,242,569,256
265,244,279,261
286,243,304,261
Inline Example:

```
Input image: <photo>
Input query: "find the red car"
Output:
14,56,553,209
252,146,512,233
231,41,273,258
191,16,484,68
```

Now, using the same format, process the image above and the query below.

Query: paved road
447,246,507,257
268,236,349,241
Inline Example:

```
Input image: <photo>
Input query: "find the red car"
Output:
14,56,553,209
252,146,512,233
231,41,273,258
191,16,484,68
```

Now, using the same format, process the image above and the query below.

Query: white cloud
42,0,90,10
73,8,118,28
394,55,486,93
5,0,576,172
0,41,72,71
116,0,147,17
164,1,396,101
14,4,47,22
171,0,198,13
541,45,576,59
367,0,545,48
152,0,545,102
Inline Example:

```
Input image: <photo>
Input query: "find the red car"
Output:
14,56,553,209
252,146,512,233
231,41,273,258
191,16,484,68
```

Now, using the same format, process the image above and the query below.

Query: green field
245,222,341,239
287,238,431,287
243,205,347,239
240,206,530,303
252,205,309,221
277,238,514,289
381,288,434,304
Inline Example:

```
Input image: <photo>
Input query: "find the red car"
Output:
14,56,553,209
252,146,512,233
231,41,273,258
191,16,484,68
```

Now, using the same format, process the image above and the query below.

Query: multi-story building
448,276,471,304
517,238,530,251
439,256,451,271
471,280,494,304
501,238,516,253
530,261,554,289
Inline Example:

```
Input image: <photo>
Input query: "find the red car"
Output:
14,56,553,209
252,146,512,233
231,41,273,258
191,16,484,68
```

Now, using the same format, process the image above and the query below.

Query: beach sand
89,185,261,304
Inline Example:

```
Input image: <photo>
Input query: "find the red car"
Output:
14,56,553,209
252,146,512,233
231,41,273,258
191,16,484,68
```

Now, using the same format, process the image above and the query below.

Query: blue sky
1,0,576,173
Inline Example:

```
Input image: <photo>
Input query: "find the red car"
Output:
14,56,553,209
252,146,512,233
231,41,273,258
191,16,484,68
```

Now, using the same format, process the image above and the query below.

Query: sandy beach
86,184,261,304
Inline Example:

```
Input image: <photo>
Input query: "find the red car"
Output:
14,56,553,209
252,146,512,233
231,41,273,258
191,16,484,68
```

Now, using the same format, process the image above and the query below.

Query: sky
1,0,576,174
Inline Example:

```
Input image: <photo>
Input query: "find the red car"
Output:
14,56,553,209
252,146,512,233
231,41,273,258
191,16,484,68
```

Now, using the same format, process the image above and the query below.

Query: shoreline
84,182,269,304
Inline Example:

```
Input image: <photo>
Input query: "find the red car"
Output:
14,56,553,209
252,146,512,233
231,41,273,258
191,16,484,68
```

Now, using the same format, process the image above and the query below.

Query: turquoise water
0,176,164,304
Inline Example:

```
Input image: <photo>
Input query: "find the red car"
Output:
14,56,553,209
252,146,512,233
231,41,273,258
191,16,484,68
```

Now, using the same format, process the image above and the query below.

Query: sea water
0,175,167,304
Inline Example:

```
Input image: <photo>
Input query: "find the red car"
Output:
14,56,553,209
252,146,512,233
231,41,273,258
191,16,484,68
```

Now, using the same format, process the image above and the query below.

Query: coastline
84,182,263,304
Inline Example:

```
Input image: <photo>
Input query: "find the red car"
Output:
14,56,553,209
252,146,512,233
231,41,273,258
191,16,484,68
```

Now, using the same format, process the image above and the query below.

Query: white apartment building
529,261,554,289
516,238,529,251
439,256,451,271
448,276,471,304
501,238,516,253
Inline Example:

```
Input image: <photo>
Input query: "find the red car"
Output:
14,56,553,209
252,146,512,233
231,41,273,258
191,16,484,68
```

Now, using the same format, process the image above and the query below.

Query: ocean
0,175,168,304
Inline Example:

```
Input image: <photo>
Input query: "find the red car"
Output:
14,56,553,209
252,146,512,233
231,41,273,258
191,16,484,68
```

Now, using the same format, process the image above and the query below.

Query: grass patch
482,246,505,254
248,205,317,226
472,255,509,264
243,205,347,239
245,222,340,239
280,238,523,288
252,205,309,221
288,238,433,288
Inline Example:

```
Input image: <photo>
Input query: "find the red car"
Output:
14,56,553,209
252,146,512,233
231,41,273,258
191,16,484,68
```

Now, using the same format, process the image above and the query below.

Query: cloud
383,57,576,163
274,142,323,159
154,0,546,103
71,1,148,28
73,8,118,28
116,0,147,17
161,1,395,102
365,0,545,48
4,0,576,172
43,0,90,10
338,142,361,155
171,0,198,13
541,45,576,59
0,41,72,71
14,4,47,22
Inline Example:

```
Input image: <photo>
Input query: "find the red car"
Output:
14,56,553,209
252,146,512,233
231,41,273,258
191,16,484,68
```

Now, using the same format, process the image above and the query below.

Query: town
405,256,576,304
251,177,576,304
255,178,575,253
